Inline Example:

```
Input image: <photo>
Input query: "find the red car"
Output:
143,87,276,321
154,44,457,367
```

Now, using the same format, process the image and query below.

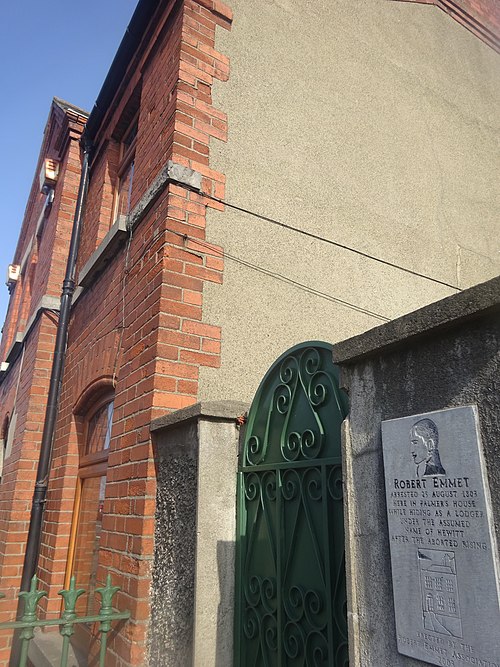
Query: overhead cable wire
222,251,391,322
200,192,461,292
168,229,391,323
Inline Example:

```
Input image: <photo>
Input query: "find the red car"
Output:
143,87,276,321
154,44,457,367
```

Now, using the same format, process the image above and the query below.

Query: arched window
68,392,114,650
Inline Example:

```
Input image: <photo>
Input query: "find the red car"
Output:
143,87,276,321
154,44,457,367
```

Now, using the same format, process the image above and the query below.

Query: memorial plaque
381,405,500,667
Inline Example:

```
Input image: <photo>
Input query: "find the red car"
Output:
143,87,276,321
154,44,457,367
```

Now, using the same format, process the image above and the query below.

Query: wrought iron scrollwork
237,343,349,666
328,464,344,501
246,435,263,467
306,631,329,667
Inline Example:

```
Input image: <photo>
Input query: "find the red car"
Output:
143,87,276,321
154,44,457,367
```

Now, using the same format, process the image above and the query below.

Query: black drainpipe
11,138,92,664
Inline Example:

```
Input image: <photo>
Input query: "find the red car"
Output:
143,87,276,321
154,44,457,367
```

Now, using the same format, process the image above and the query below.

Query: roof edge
53,97,90,118
83,0,162,142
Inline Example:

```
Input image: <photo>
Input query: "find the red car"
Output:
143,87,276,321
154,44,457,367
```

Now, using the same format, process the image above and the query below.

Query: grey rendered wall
149,421,198,667
149,402,247,667
199,0,500,404
331,278,500,666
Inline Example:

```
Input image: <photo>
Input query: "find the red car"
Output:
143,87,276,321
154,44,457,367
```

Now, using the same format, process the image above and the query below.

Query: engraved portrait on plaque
410,419,446,478
381,405,500,667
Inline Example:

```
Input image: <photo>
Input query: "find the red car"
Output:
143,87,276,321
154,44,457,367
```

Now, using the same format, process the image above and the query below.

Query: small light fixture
6,264,20,288
39,158,59,194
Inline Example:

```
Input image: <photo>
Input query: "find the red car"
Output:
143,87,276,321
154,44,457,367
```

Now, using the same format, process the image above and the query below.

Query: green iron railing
0,574,130,667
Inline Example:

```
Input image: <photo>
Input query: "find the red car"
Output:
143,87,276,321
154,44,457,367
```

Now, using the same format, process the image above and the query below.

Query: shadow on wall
149,422,198,667
215,540,236,667
149,425,237,667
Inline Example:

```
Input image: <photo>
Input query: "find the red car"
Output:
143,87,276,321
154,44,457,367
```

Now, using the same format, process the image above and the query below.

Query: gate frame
234,341,349,666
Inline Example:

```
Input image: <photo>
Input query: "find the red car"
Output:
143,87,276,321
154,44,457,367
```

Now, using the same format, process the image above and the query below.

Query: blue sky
0,0,138,328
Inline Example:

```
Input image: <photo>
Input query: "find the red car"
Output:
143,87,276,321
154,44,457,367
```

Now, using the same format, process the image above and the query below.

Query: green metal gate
235,342,349,666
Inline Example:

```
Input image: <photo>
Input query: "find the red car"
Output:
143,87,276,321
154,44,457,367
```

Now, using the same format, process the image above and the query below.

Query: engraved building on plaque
381,405,500,666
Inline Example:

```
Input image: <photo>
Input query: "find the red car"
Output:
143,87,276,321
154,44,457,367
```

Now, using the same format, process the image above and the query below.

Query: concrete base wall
332,276,500,666
149,401,247,667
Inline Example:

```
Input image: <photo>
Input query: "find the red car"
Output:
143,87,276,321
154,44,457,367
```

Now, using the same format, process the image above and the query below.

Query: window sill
5,333,23,365
77,216,129,289
76,160,202,292
1,295,61,382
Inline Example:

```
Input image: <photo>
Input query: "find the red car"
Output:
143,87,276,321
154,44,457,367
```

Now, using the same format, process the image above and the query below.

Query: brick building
0,98,88,661
0,0,498,665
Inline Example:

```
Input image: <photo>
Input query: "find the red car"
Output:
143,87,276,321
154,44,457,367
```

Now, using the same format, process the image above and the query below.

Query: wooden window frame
64,393,114,590
111,111,139,225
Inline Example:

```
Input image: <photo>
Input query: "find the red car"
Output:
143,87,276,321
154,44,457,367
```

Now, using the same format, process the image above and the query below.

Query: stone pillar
149,401,248,667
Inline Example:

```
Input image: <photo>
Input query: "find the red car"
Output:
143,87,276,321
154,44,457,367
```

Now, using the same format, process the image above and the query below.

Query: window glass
113,115,138,224
115,160,135,222
122,119,138,150
85,401,114,456
72,474,107,615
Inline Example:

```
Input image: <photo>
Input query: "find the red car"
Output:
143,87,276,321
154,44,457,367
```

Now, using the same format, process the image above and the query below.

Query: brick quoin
394,0,500,51
0,1,233,666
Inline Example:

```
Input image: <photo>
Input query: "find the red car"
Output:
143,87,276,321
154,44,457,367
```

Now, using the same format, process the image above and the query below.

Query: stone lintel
5,333,23,365
3,295,60,368
77,161,202,291
332,275,500,365
25,295,60,337
127,160,202,233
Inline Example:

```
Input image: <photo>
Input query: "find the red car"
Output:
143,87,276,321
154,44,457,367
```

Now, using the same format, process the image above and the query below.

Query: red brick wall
0,111,86,364
0,194,45,362
0,107,86,664
0,278,24,360
0,0,233,663
77,139,120,273
396,0,500,51
0,315,62,662
34,2,232,665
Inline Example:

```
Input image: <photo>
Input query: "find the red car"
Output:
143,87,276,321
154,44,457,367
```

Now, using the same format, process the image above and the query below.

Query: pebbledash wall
397,0,500,53
0,0,498,666
200,0,500,403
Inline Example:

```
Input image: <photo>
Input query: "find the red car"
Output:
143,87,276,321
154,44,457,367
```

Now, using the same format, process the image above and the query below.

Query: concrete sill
78,216,128,289
150,400,249,432
76,161,201,293
1,295,60,380
5,333,23,365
